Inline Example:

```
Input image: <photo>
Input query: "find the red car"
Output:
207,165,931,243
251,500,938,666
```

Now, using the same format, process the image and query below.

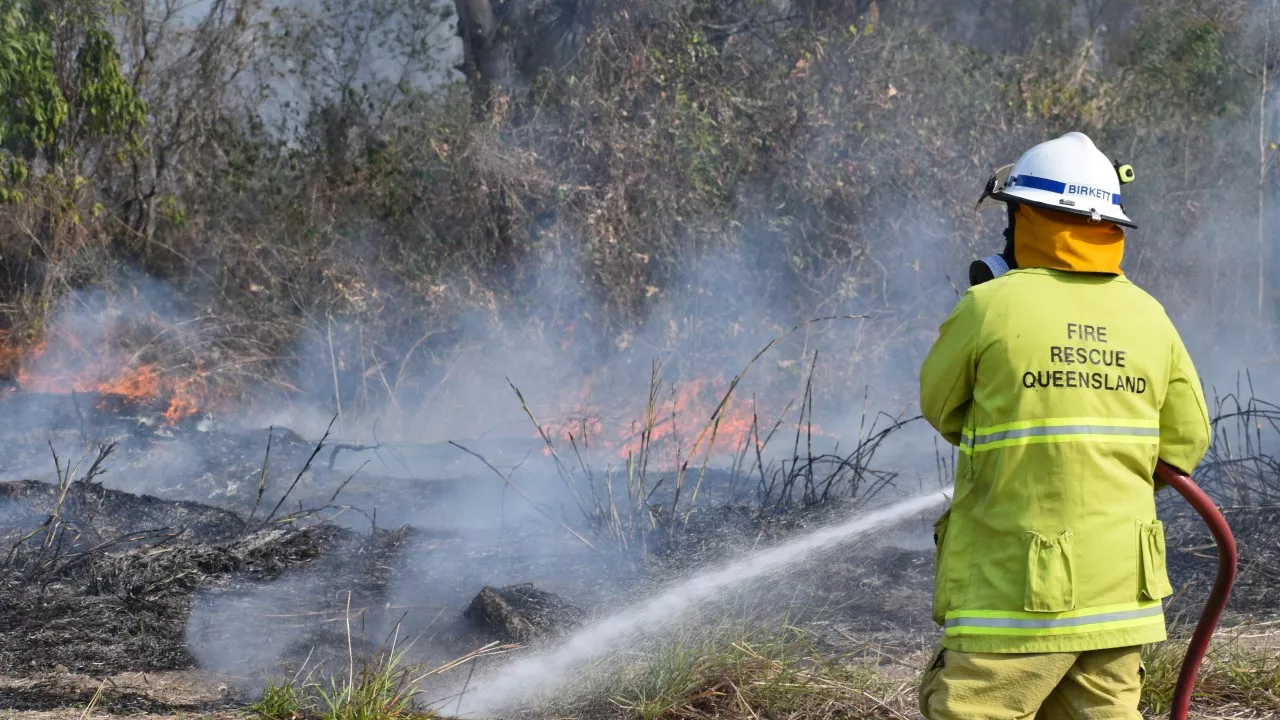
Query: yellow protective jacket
920,206,1211,654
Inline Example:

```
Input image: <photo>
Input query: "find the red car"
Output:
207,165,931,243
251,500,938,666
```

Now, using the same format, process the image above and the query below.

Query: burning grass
487,329,925,561
0,309,244,428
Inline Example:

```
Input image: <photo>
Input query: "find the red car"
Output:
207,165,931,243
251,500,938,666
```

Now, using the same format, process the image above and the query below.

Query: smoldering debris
0,670,236,714
0,473,408,677
1159,393,1280,619
0,477,245,545
464,584,587,643
1165,506,1280,619
0,406,943,694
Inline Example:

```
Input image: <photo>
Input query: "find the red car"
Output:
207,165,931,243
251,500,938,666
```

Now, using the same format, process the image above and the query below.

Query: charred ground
0,393,1277,717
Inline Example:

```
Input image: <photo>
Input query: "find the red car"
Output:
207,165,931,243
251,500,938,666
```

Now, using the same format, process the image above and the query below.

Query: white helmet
976,132,1136,227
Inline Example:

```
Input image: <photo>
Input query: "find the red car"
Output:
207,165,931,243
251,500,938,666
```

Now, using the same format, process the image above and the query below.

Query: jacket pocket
1025,530,1076,612
1139,520,1174,600
931,507,952,625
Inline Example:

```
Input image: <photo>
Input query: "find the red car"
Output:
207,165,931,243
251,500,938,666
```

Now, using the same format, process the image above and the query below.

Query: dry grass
0,707,244,712
1141,624,1280,718
511,625,921,720
591,627,1280,720
612,640,915,720
4,624,1277,719
494,621,1280,720
251,645,447,720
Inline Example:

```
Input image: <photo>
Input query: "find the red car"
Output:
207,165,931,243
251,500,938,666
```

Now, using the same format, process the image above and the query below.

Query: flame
95,364,161,398
626,377,754,459
0,332,206,424
547,375,782,462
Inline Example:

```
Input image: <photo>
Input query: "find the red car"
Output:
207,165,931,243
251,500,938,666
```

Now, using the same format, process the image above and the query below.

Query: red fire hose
1155,460,1238,720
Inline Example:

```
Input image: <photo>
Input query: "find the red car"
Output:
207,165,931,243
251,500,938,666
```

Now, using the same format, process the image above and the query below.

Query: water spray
456,487,953,716
456,466,1234,718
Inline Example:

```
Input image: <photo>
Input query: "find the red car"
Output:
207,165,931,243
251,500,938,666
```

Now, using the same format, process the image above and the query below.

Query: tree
453,0,597,115
0,0,145,178
0,0,146,326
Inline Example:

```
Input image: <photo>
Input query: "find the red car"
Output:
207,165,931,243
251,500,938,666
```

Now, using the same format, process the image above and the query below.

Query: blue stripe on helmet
1007,175,1066,194
1009,175,1124,206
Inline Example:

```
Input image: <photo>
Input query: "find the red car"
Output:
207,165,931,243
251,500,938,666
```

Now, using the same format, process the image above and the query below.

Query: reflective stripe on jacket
920,267,1210,653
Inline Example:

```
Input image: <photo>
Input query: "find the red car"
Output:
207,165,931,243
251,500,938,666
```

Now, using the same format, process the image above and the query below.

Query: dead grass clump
1141,629,1280,717
611,624,1280,720
597,628,913,720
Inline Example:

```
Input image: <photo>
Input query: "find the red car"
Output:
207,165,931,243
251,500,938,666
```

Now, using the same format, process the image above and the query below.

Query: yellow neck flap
1013,204,1125,275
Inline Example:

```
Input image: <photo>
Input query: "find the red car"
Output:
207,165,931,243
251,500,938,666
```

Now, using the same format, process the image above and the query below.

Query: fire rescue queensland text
1021,323,1147,394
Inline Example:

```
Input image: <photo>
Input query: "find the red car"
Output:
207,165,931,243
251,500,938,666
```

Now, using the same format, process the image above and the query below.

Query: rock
464,583,585,643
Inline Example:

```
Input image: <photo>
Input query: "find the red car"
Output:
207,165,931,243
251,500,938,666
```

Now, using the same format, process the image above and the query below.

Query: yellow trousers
918,646,1144,720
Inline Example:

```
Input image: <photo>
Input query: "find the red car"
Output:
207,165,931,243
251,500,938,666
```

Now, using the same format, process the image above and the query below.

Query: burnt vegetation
0,0,1274,421
0,0,1277,717
0,381,1276,717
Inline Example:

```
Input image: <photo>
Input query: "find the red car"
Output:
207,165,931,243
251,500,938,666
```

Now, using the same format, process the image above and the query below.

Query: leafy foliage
0,2,66,153
0,0,1275,429
0,0,144,158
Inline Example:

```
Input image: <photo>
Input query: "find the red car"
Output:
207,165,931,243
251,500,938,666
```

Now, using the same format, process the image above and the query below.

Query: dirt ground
0,669,241,718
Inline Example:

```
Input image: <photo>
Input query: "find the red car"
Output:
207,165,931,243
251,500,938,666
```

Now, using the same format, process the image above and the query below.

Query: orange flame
0,333,205,424
547,376,781,462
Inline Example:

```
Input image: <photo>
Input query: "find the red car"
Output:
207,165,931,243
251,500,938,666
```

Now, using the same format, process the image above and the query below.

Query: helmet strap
1002,202,1019,268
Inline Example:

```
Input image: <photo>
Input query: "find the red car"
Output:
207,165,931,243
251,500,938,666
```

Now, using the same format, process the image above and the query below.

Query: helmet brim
975,165,1014,212
993,188,1136,228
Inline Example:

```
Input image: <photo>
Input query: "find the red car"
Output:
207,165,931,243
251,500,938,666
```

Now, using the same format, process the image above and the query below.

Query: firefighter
917,132,1212,720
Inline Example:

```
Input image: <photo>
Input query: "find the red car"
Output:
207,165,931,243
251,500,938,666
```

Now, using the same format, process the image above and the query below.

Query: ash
0,388,1277,714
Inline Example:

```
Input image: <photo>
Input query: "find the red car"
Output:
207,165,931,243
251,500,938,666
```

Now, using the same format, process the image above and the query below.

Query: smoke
0,274,210,480
455,488,952,716
1,0,1276,701
187,572,332,680
1150,193,1280,401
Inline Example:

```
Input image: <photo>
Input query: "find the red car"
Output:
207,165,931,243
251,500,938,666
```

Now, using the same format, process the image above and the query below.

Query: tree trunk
454,0,500,114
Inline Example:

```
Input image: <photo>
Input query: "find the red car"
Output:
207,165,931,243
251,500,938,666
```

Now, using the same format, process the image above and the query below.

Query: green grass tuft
251,645,440,720
253,680,308,719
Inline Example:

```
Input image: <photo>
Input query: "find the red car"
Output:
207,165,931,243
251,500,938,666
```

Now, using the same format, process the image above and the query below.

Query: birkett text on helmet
1065,184,1115,202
